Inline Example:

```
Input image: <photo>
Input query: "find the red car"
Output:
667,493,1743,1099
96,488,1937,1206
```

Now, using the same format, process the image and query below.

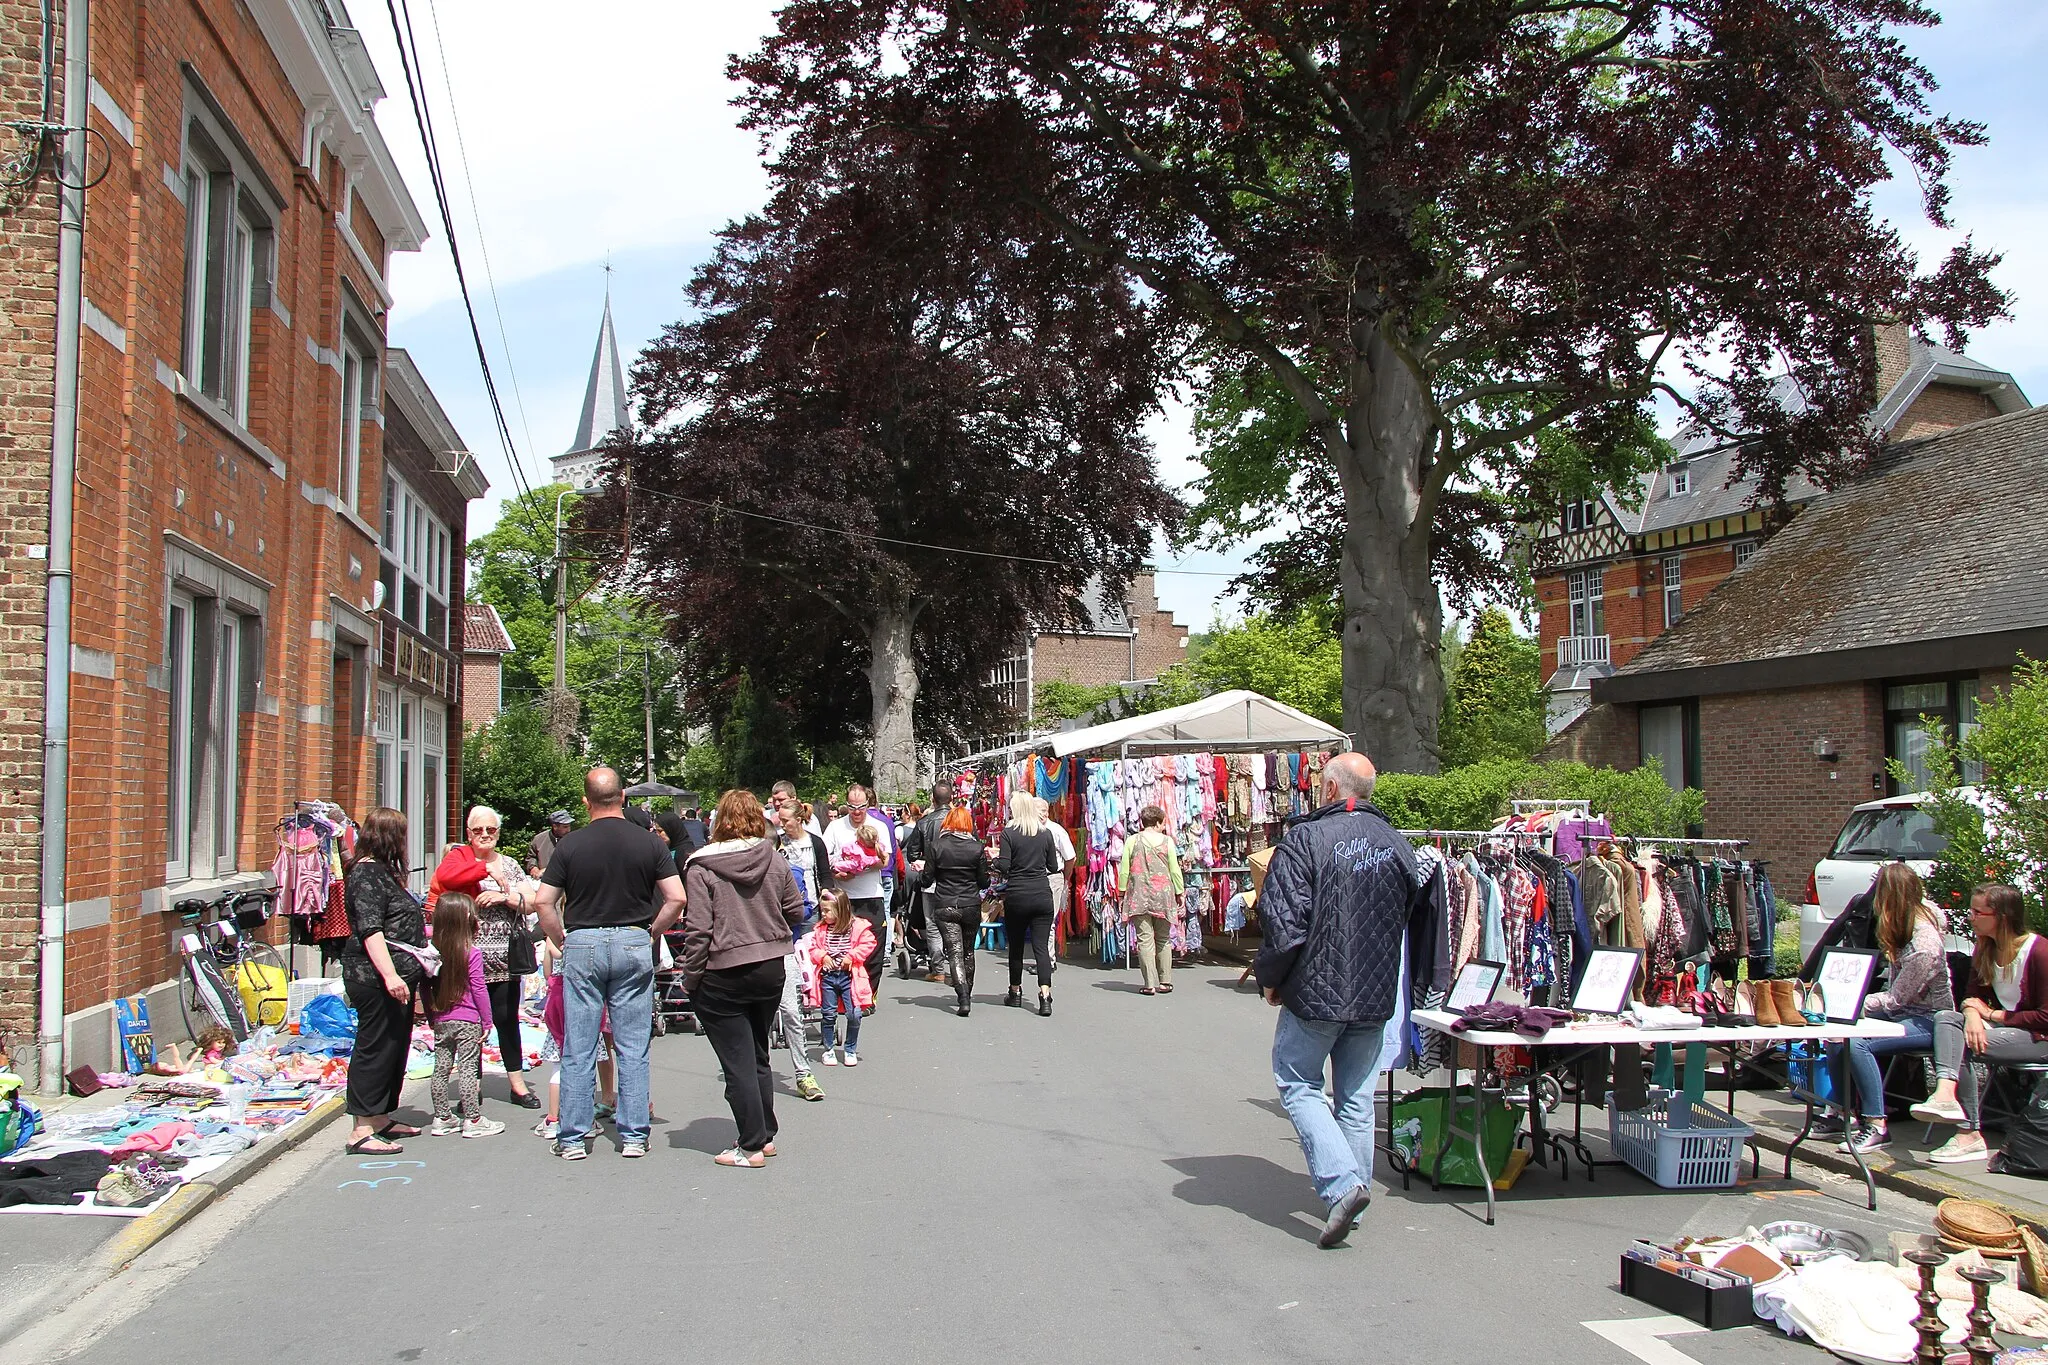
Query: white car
1797,792,1955,962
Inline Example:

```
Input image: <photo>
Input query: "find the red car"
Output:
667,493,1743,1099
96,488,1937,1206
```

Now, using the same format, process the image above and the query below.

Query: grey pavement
62,960,1952,1364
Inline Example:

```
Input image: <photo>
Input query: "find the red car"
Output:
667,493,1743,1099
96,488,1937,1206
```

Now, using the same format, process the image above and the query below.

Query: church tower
550,289,630,490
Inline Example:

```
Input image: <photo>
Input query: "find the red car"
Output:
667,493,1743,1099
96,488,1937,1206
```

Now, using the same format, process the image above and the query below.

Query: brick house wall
0,0,62,1047
1698,682,1888,875
1031,571,1188,689
461,657,502,729
1893,386,2000,442
0,0,429,1070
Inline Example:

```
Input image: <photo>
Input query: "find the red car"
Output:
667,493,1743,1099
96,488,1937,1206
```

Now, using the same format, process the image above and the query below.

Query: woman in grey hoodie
683,788,805,1167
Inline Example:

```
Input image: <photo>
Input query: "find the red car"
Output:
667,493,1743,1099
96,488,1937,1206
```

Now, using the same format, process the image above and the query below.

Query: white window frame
379,473,450,644
338,343,366,513
165,594,196,882
179,115,269,423
1662,556,1685,627
164,590,253,882
1669,465,1691,496
1732,540,1757,570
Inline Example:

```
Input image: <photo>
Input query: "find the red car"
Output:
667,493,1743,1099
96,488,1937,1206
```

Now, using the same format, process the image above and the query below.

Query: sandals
1158,985,1174,994
1139,987,1157,996
713,1147,766,1168
347,1134,404,1156
760,1143,778,1158
376,1122,423,1139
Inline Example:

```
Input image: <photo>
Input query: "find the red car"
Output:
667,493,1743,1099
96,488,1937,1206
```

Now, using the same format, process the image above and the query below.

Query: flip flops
713,1148,766,1168
347,1135,404,1155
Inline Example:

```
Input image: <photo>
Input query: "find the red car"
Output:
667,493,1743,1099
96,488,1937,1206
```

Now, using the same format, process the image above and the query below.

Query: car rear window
1829,807,1948,861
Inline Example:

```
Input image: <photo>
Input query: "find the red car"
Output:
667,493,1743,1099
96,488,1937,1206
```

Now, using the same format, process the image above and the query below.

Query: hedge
1372,760,1704,837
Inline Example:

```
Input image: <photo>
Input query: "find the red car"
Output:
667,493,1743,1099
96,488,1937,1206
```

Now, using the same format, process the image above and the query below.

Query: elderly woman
683,788,805,1167
344,807,428,1154
428,806,541,1108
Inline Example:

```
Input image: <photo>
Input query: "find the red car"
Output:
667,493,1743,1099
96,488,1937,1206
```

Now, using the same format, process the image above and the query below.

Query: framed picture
1814,948,1882,1024
1572,946,1643,1016
1446,960,1506,1014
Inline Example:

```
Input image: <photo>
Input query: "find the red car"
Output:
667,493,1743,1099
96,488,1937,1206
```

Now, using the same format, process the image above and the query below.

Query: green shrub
1909,656,2048,925
1372,759,1702,837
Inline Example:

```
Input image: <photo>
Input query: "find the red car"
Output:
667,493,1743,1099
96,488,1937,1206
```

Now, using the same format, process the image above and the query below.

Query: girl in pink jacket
807,891,876,1064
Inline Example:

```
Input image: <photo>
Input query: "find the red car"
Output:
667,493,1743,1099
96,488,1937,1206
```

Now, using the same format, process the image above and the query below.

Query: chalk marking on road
356,1159,425,1169
1583,1315,1710,1365
337,1176,413,1189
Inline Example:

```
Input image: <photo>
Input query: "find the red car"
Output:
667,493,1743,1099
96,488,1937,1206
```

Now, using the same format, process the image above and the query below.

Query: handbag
506,920,538,976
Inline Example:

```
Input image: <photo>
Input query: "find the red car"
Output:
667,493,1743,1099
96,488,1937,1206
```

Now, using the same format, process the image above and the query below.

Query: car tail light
1806,870,1819,905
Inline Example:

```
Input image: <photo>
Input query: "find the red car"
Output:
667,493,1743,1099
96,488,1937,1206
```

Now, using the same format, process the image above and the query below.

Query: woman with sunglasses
427,806,541,1108
1914,884,2043,1164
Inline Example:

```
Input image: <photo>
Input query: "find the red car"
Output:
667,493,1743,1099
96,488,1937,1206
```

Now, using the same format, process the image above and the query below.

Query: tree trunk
867,600,920,801
1331,334,1444,774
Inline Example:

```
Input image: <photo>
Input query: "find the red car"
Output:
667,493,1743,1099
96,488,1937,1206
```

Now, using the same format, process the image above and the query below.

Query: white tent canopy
1044,690,1347,759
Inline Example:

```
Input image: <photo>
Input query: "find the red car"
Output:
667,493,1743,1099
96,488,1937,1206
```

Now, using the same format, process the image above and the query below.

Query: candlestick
1904,1251,1949,1365
1959,1264,2002,1365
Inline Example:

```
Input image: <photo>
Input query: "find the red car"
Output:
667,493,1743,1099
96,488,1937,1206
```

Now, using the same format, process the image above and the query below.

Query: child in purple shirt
426,894,504,1138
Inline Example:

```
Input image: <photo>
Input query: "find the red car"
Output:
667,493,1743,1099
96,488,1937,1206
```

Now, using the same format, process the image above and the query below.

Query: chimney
1873,320,1913,401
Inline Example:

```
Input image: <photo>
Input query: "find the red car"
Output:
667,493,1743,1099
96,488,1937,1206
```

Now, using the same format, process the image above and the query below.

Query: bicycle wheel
179,967,210,1043
239,944,290,1027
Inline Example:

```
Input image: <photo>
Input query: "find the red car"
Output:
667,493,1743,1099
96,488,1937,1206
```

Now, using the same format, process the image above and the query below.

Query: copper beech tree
589,161,1176,798
735,0,2008,771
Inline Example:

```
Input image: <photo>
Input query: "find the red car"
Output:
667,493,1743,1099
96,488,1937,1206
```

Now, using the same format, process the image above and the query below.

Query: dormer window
1669,465,1691,496
1561,497,1598,532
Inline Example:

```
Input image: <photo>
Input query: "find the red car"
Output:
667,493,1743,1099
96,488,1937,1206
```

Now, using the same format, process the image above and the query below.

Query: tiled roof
463,603,514,655
1606,404,2048,681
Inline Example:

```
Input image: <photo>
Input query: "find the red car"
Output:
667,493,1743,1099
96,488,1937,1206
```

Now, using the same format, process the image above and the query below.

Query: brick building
1554,404,2048,878
1527,329,2027,739
461,603,513,732
983,571,1189,744
0,0,478,1078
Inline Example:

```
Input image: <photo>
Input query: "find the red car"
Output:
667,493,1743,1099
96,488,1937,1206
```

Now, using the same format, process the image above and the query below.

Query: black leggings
1006,900,1055,990
934,897,980,1005
694,959,783,1152
487,977,526,1076
344,973,413,1118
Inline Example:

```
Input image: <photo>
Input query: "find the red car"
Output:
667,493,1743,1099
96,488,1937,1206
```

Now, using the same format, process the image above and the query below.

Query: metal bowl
1757,1221,1873,1265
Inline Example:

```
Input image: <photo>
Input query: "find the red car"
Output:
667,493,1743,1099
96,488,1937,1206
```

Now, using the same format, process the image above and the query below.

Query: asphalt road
56,960,1940,1365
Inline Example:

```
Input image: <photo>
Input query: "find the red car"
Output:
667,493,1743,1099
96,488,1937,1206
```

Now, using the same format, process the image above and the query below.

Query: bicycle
173,888,289,1041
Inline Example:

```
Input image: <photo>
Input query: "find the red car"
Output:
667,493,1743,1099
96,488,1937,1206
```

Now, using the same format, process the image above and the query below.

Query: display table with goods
1402,1006,1908,1225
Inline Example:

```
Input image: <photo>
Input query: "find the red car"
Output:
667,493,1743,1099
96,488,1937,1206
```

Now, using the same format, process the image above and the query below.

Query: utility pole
642,649,655,783
548,490,578,744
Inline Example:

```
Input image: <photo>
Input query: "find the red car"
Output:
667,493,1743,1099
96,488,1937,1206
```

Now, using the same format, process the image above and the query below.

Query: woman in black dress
343,807,430,1154
924,804,990,1016
996,791,1064,1017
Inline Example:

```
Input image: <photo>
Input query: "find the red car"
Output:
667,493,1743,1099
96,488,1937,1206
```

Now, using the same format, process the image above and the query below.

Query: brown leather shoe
1772,979,1805,1026
1752,980,1782,1027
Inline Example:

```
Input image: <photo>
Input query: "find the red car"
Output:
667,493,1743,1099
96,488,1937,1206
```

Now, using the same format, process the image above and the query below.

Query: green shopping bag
1387,1085,1522,1188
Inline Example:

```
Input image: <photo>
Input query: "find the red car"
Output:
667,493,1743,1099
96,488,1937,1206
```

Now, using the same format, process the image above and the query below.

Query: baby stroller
770,935,821,1051
652,928,696,1035
893,886,937,980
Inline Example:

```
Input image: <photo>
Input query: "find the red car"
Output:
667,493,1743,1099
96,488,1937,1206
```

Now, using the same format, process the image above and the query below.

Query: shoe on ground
1928,1134,1988,1164
1838,1122,1889,1155
532,1117,559,1140
462,1117,506,1139
1810,1113,1848,1136
843,1050,860,1067
925,972,946,983
1911,1098,1967,1124
861,1004,875,1016
556,1141,590,1161
1319,1183,1372,1249
508,1089,543,1110
821,1049,839,1066
620,1141,647,1159
594,1102,616,1121
429,1116,462,1137
957,1004,970,1017
796,1073,825,1101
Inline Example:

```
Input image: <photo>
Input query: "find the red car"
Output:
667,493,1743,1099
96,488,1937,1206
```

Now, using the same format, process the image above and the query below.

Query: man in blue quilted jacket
1255,751,1435,1247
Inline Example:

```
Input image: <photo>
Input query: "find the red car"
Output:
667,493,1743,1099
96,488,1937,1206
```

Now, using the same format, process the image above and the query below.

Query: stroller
652,928,696,1035
770,929,821,1051
892,881,938,980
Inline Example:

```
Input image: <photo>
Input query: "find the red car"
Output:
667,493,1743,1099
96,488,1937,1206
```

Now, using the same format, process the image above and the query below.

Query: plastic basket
286,977,341,1026
1608,1090,1753,1190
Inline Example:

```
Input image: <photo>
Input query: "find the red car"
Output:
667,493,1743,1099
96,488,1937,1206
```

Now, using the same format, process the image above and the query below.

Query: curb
1747,1123,2048,1232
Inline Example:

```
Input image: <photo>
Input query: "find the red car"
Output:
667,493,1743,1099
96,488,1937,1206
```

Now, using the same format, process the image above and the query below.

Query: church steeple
566,286,629,456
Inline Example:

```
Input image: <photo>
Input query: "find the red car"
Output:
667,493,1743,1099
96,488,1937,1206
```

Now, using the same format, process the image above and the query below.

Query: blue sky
362,1,2047,632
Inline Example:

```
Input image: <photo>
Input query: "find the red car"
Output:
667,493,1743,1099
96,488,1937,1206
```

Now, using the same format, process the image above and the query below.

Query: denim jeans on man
1273,1007,1387,1208
560,927,654,1148
1828,1011,1937,1119
820,971,861,1052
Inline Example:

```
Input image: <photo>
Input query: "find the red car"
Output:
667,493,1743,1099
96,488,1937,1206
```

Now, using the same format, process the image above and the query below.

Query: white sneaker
532,1117,558,1140
1928,1134,1989,1164
821,1048,839,1066
1911,1098,1967,1124
843,1050,859,1067
462,1117,506,1138
429,1116,462,1137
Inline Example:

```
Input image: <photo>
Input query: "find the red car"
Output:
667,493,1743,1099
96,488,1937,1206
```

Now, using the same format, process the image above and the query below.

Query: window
1662,556,1684,627
179,117,269,422
1886,676,1983,793
1561,497,1597,533
378,474,452,644
1669,465,1691,496
165,591,255,881
1732,540,1758,570
373,684,396,811
1639,700,1699,793
1567,569,1605,639
338,337,371,513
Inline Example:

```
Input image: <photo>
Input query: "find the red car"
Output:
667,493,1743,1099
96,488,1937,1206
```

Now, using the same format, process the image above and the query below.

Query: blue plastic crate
1608,1090,1753,1189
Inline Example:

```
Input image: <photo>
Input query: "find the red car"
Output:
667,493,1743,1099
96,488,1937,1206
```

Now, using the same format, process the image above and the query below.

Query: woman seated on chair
1823,862,1952,1155
1914,883,2044,1164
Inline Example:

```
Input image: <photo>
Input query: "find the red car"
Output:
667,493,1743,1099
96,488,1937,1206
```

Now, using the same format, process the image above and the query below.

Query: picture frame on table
1572,946,1643,1016
1814,947,1881,1024
1446,959,1506,1015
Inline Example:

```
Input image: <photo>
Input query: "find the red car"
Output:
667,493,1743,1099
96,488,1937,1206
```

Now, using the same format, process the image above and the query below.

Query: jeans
850,898,887,999
1133,913,1173,990
696,958,783,1152
559,927,655,1148
1272,1007,1387,1209
1934,1010,2048,1131
821,972,861,1051
1827,1012,1935,1118
778,948,811,1077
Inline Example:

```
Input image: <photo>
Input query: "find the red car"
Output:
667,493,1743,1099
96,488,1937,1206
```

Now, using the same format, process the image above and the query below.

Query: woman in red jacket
1914,884,2045,1163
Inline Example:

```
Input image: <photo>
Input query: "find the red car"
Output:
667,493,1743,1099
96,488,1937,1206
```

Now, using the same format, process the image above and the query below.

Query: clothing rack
1510,799,1591,814
1398,828,1546,842
1626,836,1750,851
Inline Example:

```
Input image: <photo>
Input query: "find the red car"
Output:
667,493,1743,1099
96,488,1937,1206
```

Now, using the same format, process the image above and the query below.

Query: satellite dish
371,580,387,612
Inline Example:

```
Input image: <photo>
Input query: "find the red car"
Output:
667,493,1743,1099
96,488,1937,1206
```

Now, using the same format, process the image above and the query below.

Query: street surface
29,963,1935,1363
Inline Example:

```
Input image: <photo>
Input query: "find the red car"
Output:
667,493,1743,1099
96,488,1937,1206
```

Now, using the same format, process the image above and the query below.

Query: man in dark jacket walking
1254,752,1435,1247
902,778,954,978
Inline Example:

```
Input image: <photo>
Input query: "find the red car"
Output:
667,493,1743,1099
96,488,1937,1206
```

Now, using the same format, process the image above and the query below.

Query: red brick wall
1893,384,2000,442
1031,571,1188,688
1542,700,1639,771
462,658,501,730
1699,681,1887,878
1538,543,1750,679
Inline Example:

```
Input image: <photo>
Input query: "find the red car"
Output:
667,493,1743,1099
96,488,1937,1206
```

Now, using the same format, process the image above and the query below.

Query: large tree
736,0,2007,771
591,155,1177,797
